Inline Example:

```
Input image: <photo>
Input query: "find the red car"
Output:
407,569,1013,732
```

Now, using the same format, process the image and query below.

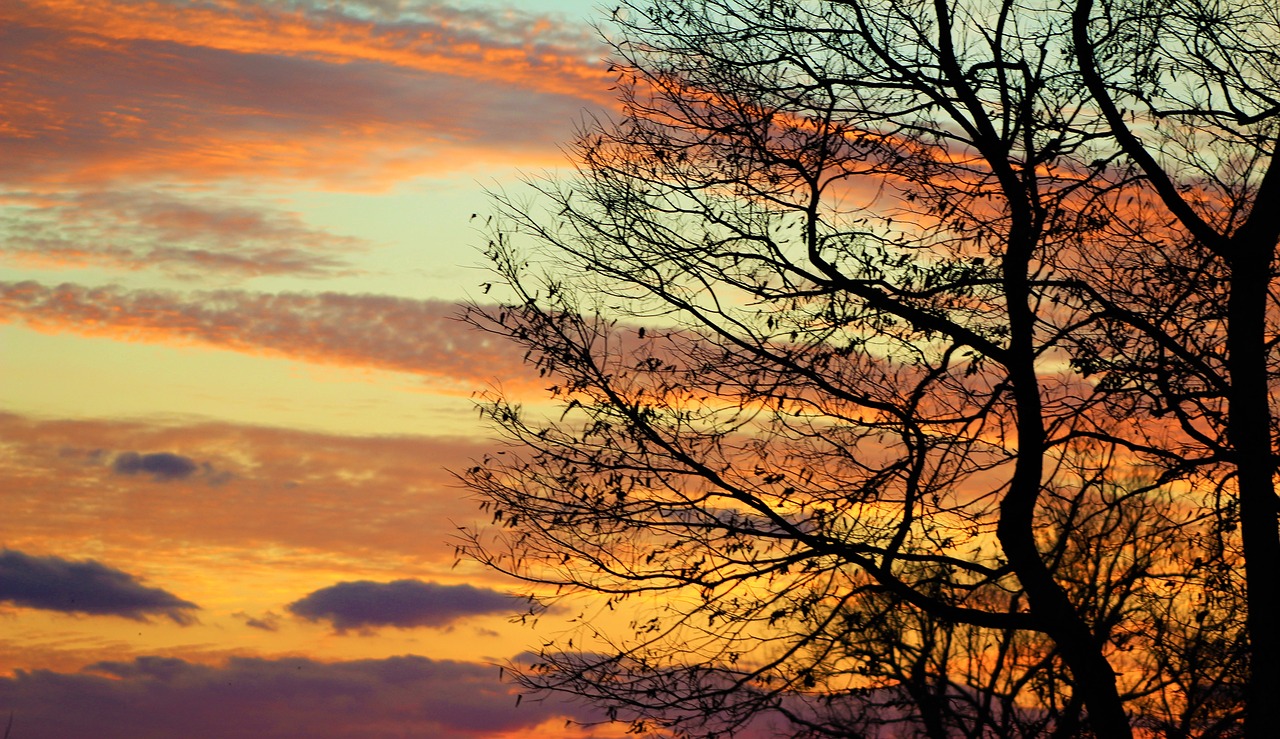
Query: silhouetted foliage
458,1,1280,737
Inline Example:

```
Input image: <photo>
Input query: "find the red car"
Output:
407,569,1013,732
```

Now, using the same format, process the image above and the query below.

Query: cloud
234,611,282,632
112,451,199,481
288,579,516,632
0,281,535,391
0,654,602,739
17,0,609,96
0,549,198,623
0,191,363,279
0,0,611,187
0,413,499,564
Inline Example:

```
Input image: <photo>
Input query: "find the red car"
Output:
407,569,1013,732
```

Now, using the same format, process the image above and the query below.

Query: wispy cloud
0,549,198,623
1,0,610,187
234,611,282,632
16,0,608,94
0,281,535,391
288,579,516,632
0,192,363,279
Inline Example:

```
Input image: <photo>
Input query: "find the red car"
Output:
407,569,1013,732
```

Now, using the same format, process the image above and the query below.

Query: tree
1072,1,1280,733
458,1,1274,736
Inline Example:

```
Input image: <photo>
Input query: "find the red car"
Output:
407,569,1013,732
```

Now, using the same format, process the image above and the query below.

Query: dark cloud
112,451,198,481
0,655,599,739
0,550,197,623
233,611,282,632
0,281,535,391
288,579,515,632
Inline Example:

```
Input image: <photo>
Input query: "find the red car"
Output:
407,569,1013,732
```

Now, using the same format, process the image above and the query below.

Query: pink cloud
0,281,535,391
0,191,364,278
0,0,612,187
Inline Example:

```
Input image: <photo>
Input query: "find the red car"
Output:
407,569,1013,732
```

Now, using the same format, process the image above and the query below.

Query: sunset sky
0,1,625,735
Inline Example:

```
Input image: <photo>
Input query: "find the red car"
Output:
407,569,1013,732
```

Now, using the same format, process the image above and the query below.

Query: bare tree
1072,1,1280,734
458,1,1268,736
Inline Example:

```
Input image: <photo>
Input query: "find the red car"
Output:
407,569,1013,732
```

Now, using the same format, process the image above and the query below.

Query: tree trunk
1227,251,1280,738
998,245,1133,739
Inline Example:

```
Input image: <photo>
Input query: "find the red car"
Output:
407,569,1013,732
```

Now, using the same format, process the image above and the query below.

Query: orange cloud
14,0,612,101
0,281,536,391
0,0,613,187
0,413,497,565
0,411,584,687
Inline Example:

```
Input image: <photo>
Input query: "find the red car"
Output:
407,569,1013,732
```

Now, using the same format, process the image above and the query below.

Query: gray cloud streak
288,579,516,631
0,549,198,623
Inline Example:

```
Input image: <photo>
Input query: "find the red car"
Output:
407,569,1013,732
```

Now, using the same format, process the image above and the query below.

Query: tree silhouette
459,1,1275,736
1073,0,1280,734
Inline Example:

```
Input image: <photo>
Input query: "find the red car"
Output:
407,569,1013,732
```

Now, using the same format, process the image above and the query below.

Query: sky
0,0,630,735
